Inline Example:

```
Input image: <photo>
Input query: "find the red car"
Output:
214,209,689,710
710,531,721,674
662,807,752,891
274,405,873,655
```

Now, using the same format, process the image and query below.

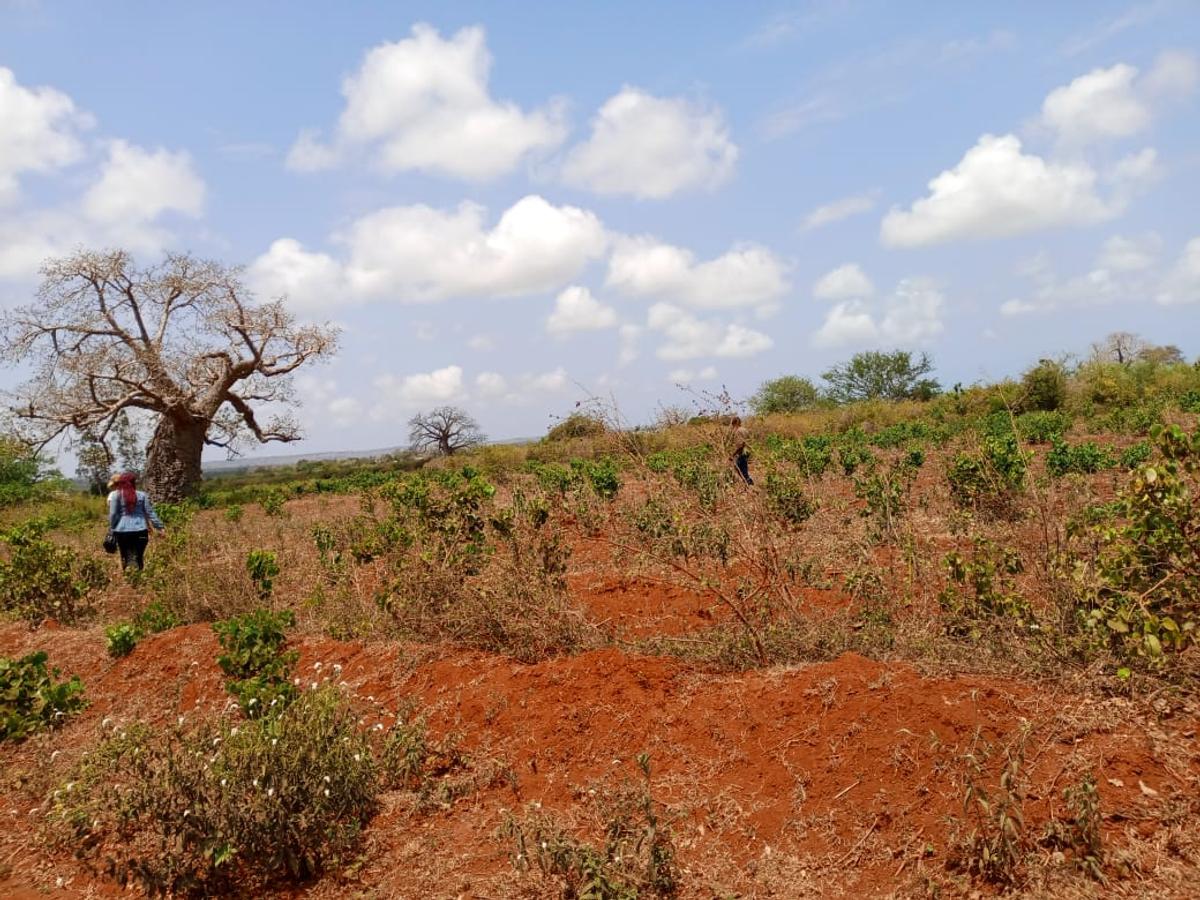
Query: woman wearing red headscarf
106,473,165,570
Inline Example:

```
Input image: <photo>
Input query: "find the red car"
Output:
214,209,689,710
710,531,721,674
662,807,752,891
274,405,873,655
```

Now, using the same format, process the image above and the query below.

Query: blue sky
1,1,1198,459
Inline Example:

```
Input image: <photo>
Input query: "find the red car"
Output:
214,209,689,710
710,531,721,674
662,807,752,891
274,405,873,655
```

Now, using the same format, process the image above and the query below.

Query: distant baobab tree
408,405,485,456
1,249,339,500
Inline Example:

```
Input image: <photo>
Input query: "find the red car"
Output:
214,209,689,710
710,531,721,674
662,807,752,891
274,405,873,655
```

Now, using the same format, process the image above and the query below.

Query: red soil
3,621,1196,897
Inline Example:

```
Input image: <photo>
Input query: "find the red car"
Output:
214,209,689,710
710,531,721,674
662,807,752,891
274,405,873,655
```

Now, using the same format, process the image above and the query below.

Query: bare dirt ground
2,584,1197,898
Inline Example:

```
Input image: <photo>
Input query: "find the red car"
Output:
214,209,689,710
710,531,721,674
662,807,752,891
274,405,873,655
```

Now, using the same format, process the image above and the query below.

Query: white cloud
617,323,641,366
343,195,607,302
667,366,717,383
546,285,618,336
1041,52,1198,147
646,303,772,360
813,278,945,348
474,367,569,403
287,24,566,180
246,238,347,315
801,190,878,230
373,365,466,416
1157,237,1200,306
466,334,495,351
881,134,1116,247
606,236,788,312
82,140,205,224
560,87,737,199
1042,63,1148,146
1097,233,1161,272
813,263,874,301
813,301,878,348
0,66,91,204
475,371,507,396
295,375,363,428
252,195,608,311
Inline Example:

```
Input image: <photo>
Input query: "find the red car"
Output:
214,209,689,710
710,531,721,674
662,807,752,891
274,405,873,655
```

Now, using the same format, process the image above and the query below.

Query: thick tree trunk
142,414,207,502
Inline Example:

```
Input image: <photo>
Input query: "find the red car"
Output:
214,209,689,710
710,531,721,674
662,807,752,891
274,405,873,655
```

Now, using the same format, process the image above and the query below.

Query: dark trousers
734,453,753,485
115,530,149,570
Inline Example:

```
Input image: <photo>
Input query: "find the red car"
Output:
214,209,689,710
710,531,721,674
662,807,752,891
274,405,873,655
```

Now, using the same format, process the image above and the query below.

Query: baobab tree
408,406,484,456
1,250,338,500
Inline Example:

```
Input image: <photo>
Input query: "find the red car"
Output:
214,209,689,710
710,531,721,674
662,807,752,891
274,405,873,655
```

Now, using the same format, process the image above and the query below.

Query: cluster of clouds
0,67,206,281
3,20,1198,431
286,24,736,199
880,51,1195,248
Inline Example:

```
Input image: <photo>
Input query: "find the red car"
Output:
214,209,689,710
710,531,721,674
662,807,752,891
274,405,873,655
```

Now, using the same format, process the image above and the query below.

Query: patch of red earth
571,574,722,637
3,623,1197,897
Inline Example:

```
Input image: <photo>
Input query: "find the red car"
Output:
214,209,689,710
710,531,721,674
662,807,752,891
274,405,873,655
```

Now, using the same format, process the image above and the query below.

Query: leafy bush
105,622,142,658
1019,359,1068,412
764,470,816,526
948,434,1028,516
132,598,181,634
245,549,280,600
49,684,377,895
545,413,606,442
1014,410,1071,444
223,504,244,523
1117,441,1151,470
750,375,820,415
213,608,298,718
762,434,832,478
260,490,287,517
1180,389,1200,413
1,651,85,741
0,521,108,624
854,456,919,542
570,457,621,500
938,540,1034,640
1072,424,1200,663
0,436,65,507
1046,439,1115,477
836,441,875,476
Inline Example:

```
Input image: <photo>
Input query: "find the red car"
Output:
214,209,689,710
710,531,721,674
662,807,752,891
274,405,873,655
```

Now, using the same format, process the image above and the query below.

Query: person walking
729,416,753,485
106,472,165,571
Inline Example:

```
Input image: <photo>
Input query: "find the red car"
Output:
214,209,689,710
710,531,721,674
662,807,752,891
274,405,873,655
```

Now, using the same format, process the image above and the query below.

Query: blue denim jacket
108,490,165,533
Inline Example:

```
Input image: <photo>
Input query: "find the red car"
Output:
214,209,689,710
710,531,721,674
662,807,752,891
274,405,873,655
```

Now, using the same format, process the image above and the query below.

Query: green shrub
49,684,377,895
1117,442,1151,470
948,434,1029,515
0,522,108,624
836,441,875,476
764,470,816,526
105,623,142,658
223,504,244,524
1046,439,1115,477
545,413,606,442
213,608,298,718
132,598,181,634
1,651,85,741
854,456,919,542
1014,410,1071,444
1072,424,1200,664
1019,359,1068,412
260,490,287,517
570,457,621,500
245,549,281,600
938,540,1034,641
1179,389,1200,414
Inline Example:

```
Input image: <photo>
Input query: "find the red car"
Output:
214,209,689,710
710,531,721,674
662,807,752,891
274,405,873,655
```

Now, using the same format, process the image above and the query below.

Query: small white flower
247,698,257,706
333,664,343,674
313,662,322,671
293,677,300,685
323,789,330,798
353,754,361,762
267,788,274,797
183,809,191,818
253,778,259,788
271,738,278,747
323,775,331,783
221,779,227,787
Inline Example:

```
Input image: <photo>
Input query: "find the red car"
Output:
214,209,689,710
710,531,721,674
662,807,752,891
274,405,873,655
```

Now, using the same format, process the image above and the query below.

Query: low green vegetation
0,650,85,741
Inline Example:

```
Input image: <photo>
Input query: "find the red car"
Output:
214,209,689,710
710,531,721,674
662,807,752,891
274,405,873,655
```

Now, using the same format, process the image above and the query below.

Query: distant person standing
107,472,165,571
729,416,753,485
